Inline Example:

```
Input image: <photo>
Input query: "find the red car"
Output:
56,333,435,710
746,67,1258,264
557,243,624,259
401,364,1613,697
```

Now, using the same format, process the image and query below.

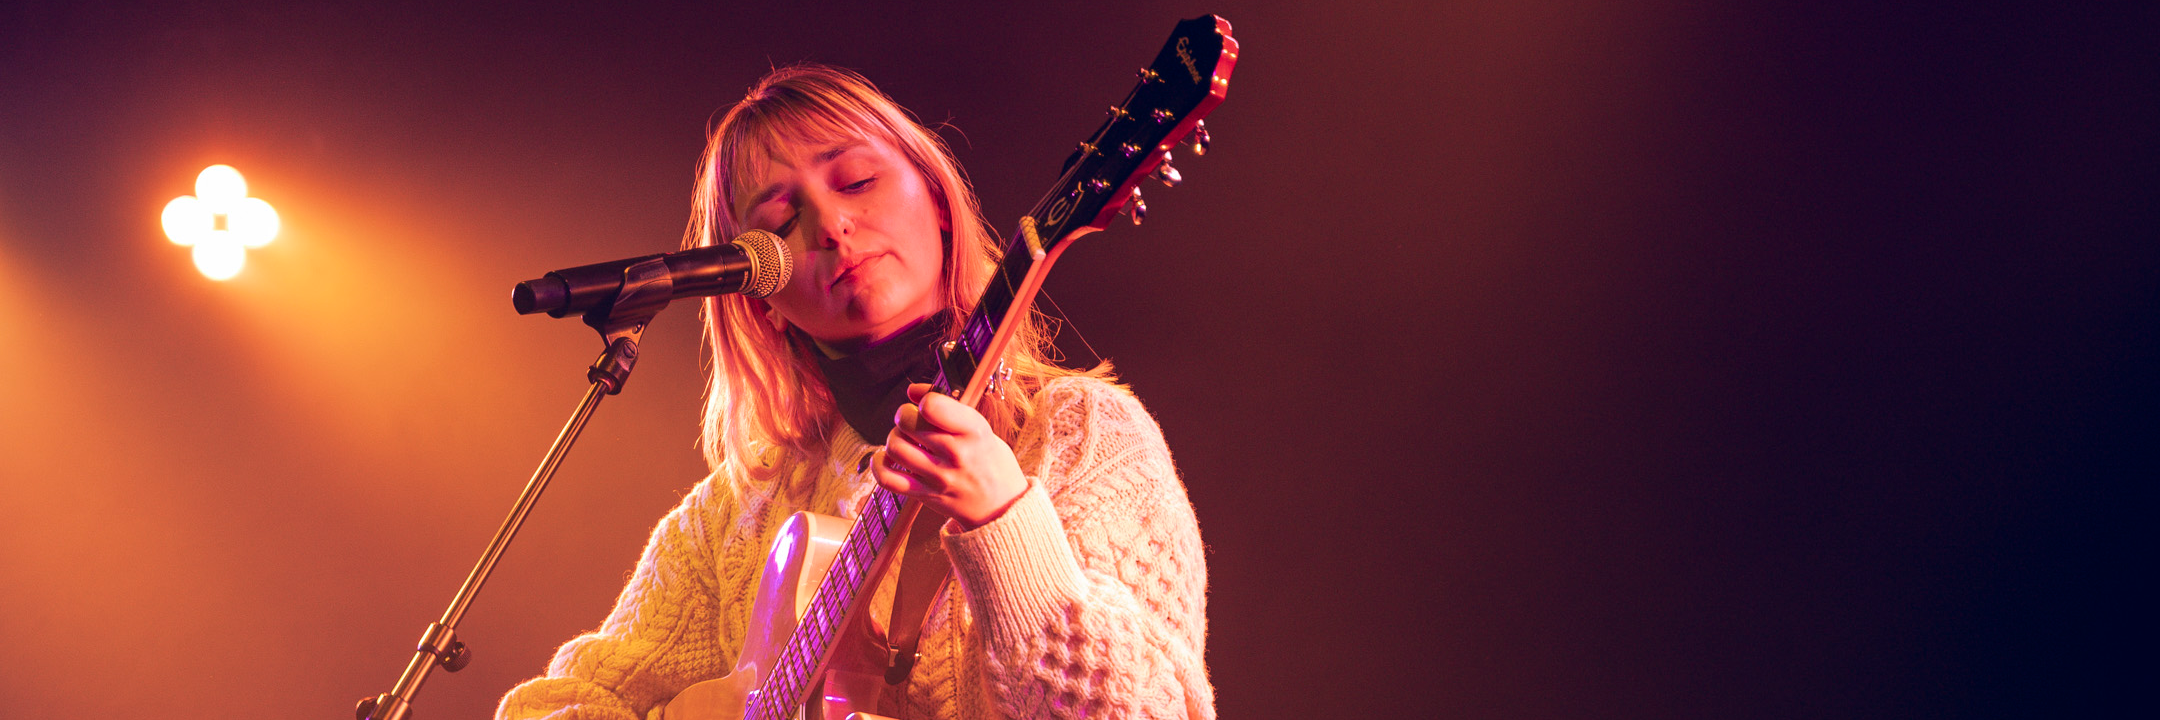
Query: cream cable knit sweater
496,376,1212,720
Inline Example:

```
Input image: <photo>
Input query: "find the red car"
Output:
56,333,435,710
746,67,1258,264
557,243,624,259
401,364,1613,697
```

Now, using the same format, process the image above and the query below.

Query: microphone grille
732,230,791,298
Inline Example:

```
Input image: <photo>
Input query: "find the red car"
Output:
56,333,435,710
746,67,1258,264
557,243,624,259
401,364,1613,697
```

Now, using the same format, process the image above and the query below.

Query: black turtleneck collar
809,309,955,444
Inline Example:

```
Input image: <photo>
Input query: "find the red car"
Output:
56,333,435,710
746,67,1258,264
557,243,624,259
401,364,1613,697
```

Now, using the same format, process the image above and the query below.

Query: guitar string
1035,290,1105,369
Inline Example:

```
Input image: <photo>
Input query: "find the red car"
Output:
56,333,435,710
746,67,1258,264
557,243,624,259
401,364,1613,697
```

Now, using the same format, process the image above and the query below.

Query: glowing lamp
163,165,278,280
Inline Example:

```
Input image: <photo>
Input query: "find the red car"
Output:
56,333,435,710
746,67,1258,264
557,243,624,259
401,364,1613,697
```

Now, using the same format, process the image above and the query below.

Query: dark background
0,1,2148,718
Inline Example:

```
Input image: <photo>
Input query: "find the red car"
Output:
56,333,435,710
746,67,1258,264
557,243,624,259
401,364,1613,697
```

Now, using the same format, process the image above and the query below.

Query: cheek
893,187,948,271
898,229,946,293
766,279,826,324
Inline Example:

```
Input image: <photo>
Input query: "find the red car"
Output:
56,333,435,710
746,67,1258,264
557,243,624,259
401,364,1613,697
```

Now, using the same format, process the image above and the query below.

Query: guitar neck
936,217,1074,404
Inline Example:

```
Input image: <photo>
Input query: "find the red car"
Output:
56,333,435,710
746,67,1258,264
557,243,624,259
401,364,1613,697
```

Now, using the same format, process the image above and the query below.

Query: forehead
732,126,901,210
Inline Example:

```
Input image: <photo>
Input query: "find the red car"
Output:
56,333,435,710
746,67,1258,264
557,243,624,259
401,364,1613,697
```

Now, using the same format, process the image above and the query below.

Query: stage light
161,195,209,246
163,165,278,280
230,197,280,248
191,241,247,281
195,164,247,211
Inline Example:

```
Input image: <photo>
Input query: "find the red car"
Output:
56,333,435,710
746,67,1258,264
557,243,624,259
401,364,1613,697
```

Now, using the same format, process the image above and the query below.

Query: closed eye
842,176,876,193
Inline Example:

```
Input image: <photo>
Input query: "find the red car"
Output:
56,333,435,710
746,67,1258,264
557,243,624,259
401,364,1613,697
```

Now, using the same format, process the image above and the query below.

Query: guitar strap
884,504,952,685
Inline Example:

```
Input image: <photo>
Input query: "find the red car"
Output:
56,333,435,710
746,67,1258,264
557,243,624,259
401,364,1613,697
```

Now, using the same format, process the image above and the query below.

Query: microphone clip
582,256,674,394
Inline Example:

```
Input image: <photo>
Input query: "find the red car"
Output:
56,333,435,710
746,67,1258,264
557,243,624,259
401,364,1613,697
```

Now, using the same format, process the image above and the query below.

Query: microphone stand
357,257,680,720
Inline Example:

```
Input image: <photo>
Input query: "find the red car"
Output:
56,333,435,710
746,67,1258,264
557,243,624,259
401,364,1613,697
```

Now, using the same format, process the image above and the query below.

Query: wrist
953,476,1031,531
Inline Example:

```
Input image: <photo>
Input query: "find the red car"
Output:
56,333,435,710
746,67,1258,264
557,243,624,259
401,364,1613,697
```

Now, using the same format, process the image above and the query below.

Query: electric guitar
660,15,1236,720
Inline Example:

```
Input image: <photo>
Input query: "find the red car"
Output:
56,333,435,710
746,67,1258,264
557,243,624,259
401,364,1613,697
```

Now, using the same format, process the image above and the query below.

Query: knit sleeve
495,477,746,720
941,377,1214,719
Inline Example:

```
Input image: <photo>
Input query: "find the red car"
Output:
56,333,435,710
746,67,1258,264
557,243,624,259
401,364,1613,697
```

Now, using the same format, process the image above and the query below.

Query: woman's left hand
875,383,1028,530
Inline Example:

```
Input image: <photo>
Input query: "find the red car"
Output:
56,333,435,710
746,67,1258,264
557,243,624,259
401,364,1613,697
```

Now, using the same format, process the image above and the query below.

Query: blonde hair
683,63,1102,472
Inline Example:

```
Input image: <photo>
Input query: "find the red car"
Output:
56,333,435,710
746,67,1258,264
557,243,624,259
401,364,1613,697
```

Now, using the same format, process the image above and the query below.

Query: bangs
717,91,902,224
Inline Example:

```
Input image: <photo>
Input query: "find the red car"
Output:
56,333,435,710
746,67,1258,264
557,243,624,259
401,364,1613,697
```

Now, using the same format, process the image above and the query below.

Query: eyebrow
744,141,867,210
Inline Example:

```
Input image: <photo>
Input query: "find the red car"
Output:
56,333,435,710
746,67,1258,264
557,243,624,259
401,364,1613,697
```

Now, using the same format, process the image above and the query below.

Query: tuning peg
1189,120,1211,156
1151,152,1182,188
1124,186,1147,225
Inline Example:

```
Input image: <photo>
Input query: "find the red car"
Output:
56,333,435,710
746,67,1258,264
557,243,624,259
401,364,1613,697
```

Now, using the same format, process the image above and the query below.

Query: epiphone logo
1175,37,1202,84
1044,185,1079,227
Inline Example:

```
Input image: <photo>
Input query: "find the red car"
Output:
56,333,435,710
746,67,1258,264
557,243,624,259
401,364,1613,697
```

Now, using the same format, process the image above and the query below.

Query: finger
885,428,952,473
897,396,972,447
873,449,933,496
899,427,963,465
906,382,932,403
874,464,927,496
890,409,965,463
897,394,956,435
914,389,988,436
893,401,921,434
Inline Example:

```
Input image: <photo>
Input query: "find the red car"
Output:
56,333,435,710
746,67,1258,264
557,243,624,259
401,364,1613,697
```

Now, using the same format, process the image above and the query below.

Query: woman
497,65,1212,719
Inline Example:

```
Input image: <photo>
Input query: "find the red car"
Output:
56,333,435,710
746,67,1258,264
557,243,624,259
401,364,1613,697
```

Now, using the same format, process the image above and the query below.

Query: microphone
512,230,792,317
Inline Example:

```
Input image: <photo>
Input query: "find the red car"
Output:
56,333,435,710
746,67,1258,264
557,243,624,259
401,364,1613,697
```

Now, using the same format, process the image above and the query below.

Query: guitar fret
964,315,996,356
833,556,858,584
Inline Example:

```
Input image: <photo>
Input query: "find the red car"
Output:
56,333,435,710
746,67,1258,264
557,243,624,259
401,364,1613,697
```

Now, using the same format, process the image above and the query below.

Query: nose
802,197,855,250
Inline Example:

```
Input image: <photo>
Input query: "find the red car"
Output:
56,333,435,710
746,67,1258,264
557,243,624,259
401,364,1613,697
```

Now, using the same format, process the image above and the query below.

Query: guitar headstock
1027,15,1238,248
932,16,1237,401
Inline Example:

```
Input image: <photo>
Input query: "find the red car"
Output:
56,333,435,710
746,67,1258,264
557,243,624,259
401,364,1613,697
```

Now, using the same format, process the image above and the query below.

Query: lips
828,254,880,291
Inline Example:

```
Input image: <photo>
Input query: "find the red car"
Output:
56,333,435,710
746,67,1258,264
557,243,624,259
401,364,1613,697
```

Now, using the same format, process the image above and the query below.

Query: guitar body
661,512,893,720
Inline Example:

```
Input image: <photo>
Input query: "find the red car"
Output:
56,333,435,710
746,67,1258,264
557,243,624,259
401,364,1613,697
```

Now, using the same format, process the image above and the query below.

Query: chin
836,303,904,335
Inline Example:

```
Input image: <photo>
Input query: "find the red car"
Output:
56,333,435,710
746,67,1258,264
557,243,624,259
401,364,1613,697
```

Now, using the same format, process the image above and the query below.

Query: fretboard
743,485,905,720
